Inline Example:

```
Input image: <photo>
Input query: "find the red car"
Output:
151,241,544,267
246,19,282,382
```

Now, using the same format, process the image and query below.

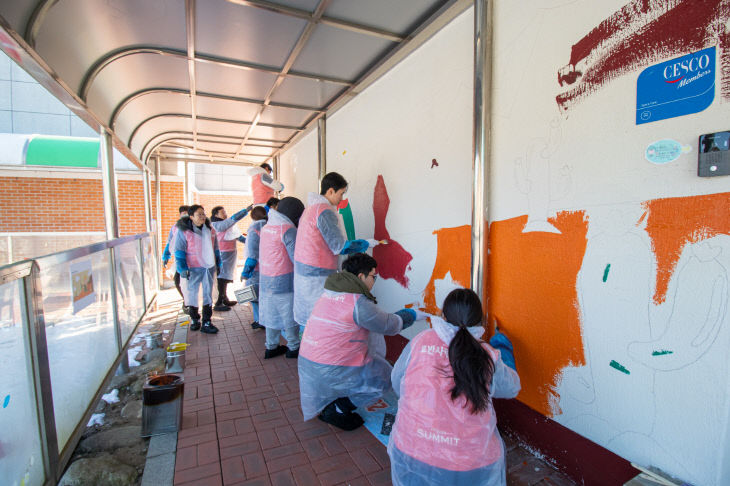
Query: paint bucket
141,373,184,436
234,285,257,304
166,343,187,373
145,331,163,349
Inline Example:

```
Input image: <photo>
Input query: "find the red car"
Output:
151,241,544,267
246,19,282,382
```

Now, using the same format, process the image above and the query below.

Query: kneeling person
298,253,416,431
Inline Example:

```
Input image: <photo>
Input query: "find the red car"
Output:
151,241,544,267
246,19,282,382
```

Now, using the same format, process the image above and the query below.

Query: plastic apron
211,217,240,280
177,225,216,307
258,210,297,331
293,193,346,325
244,219,266,295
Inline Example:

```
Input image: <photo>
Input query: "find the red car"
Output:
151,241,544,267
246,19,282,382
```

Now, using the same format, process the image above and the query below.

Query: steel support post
317,116,326,184
471,0,493,306
100,130,119,240
21,263,60,482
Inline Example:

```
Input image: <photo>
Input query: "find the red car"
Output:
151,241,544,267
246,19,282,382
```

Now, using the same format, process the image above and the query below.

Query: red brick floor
172,297,575,486
174,303,391,486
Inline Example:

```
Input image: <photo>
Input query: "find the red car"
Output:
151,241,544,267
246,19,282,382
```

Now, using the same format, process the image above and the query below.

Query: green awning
24,136,99,167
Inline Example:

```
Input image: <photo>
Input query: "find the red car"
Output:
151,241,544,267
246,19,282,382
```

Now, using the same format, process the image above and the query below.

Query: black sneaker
213,304,231,312
223,298,238,307
335,397,357,413
201,322,219,334
190,319,201,331
285,348,299,359
318,401,364,431
251,321,264,330
264,345,287,359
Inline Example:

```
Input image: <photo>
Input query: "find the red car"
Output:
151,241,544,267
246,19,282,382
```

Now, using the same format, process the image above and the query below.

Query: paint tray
234,285,257,304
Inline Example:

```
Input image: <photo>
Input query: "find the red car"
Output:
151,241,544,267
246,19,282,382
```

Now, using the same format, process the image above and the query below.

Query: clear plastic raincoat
388,316,521,486
258,209,298,331
298,288,404,420
174,218,219,307
293,193,347,325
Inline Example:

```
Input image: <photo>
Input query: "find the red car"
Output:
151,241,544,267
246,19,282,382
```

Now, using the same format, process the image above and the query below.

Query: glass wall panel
142,236,156,307
115,241,144,344
41,251,117,452
0,279,46,486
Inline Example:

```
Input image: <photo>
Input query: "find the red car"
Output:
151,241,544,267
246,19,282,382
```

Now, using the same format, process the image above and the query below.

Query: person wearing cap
249,162,284,205
210,204,253,311
258,196,306,358
293,172,370,326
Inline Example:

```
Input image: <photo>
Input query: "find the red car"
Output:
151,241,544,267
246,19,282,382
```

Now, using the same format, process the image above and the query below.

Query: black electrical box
698,131,730,177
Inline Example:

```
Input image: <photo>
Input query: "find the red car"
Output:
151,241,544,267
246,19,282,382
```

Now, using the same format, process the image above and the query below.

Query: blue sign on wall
636,46,715,125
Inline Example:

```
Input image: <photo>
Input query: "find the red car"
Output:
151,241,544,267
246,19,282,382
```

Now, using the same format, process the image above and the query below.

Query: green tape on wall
25,136,99,167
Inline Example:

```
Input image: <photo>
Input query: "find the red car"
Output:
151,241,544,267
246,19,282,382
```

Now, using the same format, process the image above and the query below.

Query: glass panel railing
142,236,156,308
0,279,46,485
40,250,117,452
115,241,144,344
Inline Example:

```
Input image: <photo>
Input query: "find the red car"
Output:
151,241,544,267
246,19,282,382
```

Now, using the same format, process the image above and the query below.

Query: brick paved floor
171,295,575,486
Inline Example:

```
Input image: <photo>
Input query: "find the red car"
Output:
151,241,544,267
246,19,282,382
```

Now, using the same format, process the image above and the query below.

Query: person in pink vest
249,163,284,205
240,205,268,330
210,204,252,311
174,205,222,334
259,197,305,359
298,253,417,431
293,172,370,326
388,288,520,485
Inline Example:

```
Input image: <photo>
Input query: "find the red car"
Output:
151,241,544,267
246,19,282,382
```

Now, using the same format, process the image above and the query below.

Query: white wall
279,128,319,203
283,8,474,333
490,1,730,485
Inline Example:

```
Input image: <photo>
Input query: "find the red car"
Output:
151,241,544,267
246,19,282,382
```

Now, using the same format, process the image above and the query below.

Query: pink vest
392,330,502,471
252,173,275,205
260,221,294,277
294,203,337,270
300,292,370,366
184,227,216,268
215,226,236,252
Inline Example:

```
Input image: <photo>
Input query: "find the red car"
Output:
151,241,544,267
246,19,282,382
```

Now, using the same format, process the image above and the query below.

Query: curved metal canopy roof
0,0,469,169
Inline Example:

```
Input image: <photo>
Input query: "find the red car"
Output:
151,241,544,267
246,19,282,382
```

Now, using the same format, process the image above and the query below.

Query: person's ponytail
443,289,495,414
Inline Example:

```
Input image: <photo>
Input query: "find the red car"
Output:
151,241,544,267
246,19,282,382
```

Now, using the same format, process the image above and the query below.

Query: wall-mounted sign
645,139,691,164
636,46,715,125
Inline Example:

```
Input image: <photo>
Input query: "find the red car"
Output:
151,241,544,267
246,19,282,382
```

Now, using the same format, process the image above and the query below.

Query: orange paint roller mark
421,225,472,315
488,211,588,417
642,192,730,304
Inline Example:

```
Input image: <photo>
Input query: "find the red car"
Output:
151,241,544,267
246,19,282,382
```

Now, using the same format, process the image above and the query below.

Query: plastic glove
340,239,369,255
237,235,246,244
232,207,250,221
414,310,431,321
490,331,516,371
180,270,190,279
241,258,257,280
395,309,417,330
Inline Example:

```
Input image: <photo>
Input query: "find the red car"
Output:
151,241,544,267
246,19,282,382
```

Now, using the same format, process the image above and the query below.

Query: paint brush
366,238,389,246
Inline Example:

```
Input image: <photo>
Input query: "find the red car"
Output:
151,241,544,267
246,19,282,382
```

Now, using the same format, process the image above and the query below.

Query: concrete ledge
140,310,190,486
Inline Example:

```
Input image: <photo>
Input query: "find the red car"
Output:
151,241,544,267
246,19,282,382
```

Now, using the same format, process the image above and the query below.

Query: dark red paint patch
431,158,439,168
372,175,413,288
557,0,730,111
